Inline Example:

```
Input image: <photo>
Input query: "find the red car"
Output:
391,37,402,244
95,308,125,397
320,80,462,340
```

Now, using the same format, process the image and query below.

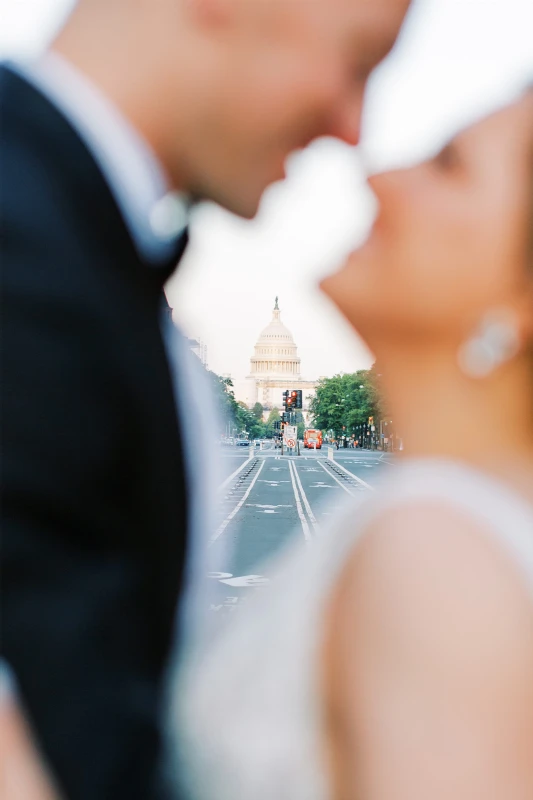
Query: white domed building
238,298,317,413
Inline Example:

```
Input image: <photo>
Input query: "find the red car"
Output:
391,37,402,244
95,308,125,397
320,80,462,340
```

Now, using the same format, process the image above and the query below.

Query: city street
206,445,394,616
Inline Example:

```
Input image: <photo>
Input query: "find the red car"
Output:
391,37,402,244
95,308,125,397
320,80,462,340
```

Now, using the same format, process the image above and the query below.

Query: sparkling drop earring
457,309,521,379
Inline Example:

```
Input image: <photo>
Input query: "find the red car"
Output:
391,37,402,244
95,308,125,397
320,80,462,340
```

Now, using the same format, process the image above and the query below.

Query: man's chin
215,189,265,221
194,172,285,219
184,190,259,220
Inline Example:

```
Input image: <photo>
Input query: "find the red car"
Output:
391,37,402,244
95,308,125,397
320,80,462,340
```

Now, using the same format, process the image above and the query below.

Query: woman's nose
367,169,405,201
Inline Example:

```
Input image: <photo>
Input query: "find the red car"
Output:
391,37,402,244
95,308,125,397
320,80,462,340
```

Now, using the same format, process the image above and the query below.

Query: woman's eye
433,143,461,172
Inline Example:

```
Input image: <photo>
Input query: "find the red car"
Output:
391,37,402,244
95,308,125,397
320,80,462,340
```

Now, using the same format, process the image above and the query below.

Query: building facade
238,298,317,414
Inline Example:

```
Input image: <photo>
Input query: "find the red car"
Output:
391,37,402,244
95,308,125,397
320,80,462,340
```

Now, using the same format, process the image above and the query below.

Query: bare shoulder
325,501,533,798
336,500,533,665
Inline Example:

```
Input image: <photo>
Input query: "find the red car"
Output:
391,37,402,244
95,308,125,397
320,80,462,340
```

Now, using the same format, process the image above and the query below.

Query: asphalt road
207,444,394,616
217,447,253,482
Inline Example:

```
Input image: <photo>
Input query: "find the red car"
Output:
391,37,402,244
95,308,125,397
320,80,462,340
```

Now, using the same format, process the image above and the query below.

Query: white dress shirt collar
12,50,189,264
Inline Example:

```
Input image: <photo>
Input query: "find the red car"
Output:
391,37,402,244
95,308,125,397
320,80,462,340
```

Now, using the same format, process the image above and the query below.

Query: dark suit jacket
0,66,189,800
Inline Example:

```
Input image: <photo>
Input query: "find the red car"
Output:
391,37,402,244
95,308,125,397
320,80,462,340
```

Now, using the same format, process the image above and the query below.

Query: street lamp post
379,419,393,451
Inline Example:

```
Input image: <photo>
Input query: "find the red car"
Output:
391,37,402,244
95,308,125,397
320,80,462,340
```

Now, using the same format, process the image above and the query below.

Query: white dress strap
359,459,533,589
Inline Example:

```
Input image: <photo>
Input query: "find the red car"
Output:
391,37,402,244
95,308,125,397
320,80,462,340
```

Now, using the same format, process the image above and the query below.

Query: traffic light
281,412,287,424
283,389,303,410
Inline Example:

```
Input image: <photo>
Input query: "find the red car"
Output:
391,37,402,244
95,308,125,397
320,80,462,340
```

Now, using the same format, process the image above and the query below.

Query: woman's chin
319,274,357,325
318,272,335,299
320,269,383,352
320,260,363,313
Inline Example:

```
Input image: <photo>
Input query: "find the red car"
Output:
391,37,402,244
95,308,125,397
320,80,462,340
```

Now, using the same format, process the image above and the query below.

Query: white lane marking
210,459,266,545
220,575,270,587
340,459,377,465
288,459,311,543
324,459,375,491
310,482,338,489
218,453,255,491
318,461,358,497
339,460,374,467
246,503,292,514
246,503,292,510
291,461,320,534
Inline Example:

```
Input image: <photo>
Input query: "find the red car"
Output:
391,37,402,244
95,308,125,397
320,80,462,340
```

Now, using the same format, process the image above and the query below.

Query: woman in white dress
174,90,533,800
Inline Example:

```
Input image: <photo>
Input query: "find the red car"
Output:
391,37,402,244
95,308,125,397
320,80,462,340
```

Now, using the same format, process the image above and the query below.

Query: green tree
309,369,383,440
204,371,276,441
294,410,305,440
266,407,281,424
252,402,264,421
265,407,281,439
236,401,265,439
206,374,265,439
206,374,240,436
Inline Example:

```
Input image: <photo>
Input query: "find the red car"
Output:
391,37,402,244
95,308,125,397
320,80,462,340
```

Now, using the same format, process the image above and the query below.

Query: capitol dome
249,298,301,380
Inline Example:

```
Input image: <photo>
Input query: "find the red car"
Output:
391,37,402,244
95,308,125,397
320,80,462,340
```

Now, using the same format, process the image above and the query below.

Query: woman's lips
363,213,386,247
371,211,384,233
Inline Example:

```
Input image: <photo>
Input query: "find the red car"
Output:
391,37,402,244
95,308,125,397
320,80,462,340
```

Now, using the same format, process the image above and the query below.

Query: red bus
303,429,322,449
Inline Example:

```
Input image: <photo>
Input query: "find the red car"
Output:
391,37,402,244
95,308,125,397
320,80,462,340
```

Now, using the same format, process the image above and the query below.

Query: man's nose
328,96,363,147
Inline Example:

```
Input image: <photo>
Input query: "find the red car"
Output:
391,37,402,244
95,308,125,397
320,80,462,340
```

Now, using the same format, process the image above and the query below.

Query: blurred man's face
165,0,411,218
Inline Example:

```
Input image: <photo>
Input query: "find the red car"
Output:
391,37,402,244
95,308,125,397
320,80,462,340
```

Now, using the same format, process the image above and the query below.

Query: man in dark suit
0,0,410,797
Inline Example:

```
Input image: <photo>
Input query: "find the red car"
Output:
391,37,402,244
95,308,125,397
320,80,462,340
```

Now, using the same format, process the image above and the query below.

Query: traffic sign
286,438,296,448
283,425,297,442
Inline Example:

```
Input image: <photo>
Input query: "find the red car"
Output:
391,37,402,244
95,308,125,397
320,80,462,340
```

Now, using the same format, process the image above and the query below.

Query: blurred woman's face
321,95,533,353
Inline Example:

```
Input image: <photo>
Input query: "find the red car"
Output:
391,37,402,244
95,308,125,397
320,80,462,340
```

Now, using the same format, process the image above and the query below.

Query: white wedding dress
170,459,533,800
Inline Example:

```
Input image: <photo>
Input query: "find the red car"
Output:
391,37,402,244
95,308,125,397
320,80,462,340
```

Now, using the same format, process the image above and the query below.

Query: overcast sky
2,0,532,385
